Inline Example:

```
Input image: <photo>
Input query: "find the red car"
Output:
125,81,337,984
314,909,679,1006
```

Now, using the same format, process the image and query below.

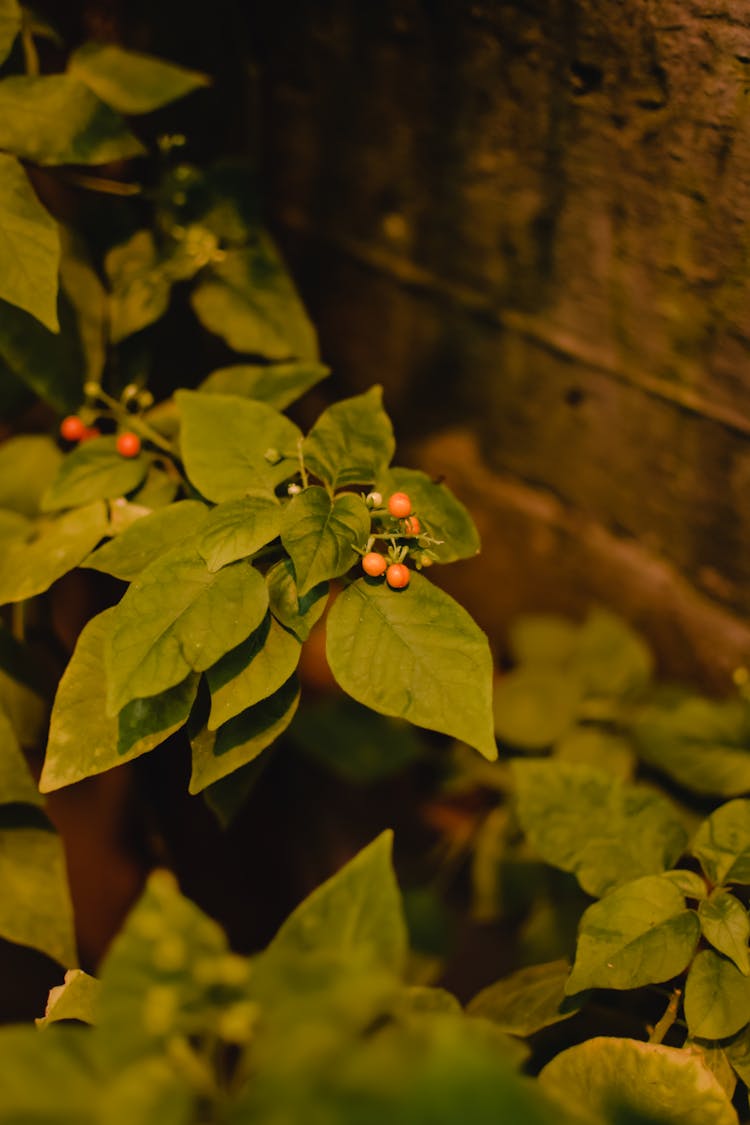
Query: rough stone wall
248,0,750,680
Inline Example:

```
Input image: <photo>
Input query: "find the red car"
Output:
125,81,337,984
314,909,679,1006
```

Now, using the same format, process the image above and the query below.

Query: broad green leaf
725,1025,750,1085
264,830,408,975
281,486,370,595
0,295,84,412
105,230,171,343
494,668,581,749
512,760,687,897
303,385,395,490
42,436,148,512
84,500,208,581
0,508,29,545
662,869,709,899
101,1056,196,1125
0,501,107,603
0,76,145,165
565,875,700,993
199,360,330,409
467,960,585,1036
105,549,268,714
37,969,100,1028
0,154,59,331
683,1039,737,1101
509,614,580,666
289,697,423,784
377,467,480,563
189,675,299,791
539,1036,738,1125
553,726,635,781
326,574,496,760
396,986,462,1018
206,613,301,728
68,42,209,114
0,628,47,747
684,949,750,1038
190,235,318,361
0,434,61,515
198,493,282,572
699,890,750,973
266,557,328,640
177,389,302,501
59,228,106,383
0,1025,98,1121
0,706,40,805
0,0,21,65
41,609,198,792
692,800,750,885
0,809,77,966
571,609,653,698
633,696,750,797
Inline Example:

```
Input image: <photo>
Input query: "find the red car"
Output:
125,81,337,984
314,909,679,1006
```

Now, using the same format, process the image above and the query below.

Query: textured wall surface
248,0,750,678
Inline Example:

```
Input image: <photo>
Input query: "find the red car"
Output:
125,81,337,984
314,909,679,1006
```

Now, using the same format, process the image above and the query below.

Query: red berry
386,563,410,589
80,426,100,442
403,515,421,536
60,415,86,442
388,492,412,518
116,431,141,458
362,552,387,577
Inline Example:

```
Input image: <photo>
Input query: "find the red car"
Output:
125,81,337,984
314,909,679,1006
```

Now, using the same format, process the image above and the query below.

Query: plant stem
93,387,178,458
55,170,142,196
648,987,682,1044
21,19,39,76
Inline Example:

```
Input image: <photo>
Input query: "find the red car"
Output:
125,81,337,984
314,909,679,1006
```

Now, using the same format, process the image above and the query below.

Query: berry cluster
359,491,437,590
60,415,142,458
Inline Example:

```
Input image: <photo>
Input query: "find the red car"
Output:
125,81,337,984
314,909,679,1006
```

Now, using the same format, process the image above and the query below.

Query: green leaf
0,434,62,516
553,726,636,781
198,494,282,572
684,949,750,1038
105,230,171,343
0,501,108,603
59,229,106,384
725,1025,750,1086
281,486,370,596
0,808,77,966
189,675,299,792
683,1039,737,1102
0,295,85,412
190,234,318,360
565,875,700,993
263,830,408,975
0,706,41,805
512,760,687,897
633,696,750,797
0,154,60,331
41,609,198,792
42,436,148,512
84,500,209,581
203,753,272,828
699,890,750,973
68,42,209,114
303,385,395,490
0,1025,98,1121
266,557,328,641
692,800,750,885
0,76,146,165
199,360,330,409
494,668,581,749
377,467,480,563
326,573,497,760
662,870,709,900
539,1036,738,1125
571,609,653,698
206,613,301,728
509,614,580,667
105,549,268,715
0,0,21,65
177,389,302,501
467,960,586,1036
289,697,423,784
36,969,100,1028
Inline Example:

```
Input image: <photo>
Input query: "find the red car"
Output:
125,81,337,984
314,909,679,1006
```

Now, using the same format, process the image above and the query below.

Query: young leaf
36,969,100,1028
0,706,41,806
105,549,268,715
303,385,395,490
0,0,21,65
198,494,282,572
281,486,370,596
0,501,108,603
206,614,301,729
698,890,750,974
190,235,318,361
41,609,199,792
266,557,328,641
511,760,687,897
199,360,330,409
325,574,497,760
684,949,750,1039
189,675,299,792
0,434,62,516
0,76,146,165
377,467,480,562
177,389,302,501
41,436,148,512
0,154,60,332
692,800,750,885
467,960,586,1036
68,42,209,115
494,668,581,749
539,1036,738,1125
105,230,171,344
565,874,700,993
84,500,210,581
263,831,408,975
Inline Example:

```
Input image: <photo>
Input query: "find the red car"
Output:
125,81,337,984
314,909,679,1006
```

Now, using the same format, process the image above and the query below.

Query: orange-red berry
403,515,421,536
388,492,412,518
60,415,86,442
116,431,141,458
79,426,100,442
386,562,410,589
362,552,387,577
